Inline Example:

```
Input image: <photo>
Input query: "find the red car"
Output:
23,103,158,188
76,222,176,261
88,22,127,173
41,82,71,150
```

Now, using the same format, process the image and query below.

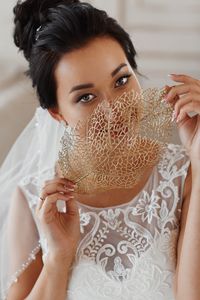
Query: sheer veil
0,107,65,299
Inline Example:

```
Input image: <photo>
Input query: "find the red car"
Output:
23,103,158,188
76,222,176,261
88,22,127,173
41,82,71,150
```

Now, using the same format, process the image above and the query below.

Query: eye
77,93,96,103
115,74,132,88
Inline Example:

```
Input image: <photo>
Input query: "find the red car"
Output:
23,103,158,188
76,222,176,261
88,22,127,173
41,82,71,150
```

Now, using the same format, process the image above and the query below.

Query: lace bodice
19,143,190,300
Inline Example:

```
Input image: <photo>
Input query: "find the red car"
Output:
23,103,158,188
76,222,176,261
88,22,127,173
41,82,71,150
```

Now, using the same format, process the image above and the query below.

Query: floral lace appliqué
131,190,161,224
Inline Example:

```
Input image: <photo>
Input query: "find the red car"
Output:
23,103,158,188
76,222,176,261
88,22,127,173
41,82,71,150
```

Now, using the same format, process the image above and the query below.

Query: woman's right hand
35,178,80,267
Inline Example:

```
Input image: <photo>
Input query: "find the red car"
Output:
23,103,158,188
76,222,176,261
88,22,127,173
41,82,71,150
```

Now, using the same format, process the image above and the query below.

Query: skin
47,37,200,299
7,36,200,299
50,36,141,126
49,35,156,207
8,36,156,300
163,74,200,299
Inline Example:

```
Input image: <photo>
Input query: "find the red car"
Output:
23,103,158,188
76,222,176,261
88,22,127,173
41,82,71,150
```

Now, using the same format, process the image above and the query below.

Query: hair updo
13,0,138,109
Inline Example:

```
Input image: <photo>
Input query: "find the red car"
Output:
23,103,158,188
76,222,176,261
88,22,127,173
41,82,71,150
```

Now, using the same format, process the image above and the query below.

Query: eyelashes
76,73,132,104
115,74,132,87
77,93,95,103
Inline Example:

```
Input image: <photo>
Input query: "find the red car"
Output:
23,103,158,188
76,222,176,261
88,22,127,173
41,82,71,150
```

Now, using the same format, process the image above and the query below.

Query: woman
0,0,200,299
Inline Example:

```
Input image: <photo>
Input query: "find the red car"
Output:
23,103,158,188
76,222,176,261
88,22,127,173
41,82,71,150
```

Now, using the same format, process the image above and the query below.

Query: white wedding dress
16,143,190,300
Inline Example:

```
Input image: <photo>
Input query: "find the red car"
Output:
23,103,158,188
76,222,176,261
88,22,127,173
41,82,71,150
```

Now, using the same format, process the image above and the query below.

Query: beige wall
0,0,37,164
1,0,200,165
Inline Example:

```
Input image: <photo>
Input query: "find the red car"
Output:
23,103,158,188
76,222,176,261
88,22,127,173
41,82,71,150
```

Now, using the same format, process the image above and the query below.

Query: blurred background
0,0,200,165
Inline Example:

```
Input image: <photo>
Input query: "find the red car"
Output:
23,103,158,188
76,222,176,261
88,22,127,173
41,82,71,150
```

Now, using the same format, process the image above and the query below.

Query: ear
48,107,65,123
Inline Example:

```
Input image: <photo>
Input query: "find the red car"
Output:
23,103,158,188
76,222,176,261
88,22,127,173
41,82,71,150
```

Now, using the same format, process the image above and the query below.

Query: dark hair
13,0,138,109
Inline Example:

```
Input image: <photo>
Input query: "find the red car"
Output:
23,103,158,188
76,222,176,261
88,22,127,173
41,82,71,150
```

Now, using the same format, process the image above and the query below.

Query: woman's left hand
164,74,200,162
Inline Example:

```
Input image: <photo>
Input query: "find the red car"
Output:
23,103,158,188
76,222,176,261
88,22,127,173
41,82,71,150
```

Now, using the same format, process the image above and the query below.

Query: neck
74,164,154,208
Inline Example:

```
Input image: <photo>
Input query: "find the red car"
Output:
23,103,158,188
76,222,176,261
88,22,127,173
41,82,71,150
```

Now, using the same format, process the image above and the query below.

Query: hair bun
13,0,80,61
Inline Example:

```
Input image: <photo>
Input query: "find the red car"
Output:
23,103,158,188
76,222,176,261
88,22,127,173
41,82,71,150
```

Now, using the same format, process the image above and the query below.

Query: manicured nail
64,183,75,189
168,74,176,77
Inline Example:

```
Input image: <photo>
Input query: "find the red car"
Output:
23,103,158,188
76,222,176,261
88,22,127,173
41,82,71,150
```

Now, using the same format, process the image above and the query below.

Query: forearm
25,255,71,300
176,166,200,300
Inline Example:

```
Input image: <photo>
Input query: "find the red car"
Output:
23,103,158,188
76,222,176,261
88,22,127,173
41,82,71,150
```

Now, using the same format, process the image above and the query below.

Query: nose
98,92,114,121
101,91,114,105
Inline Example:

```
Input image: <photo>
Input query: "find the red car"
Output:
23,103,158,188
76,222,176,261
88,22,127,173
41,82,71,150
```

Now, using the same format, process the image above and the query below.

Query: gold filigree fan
58,87,174,194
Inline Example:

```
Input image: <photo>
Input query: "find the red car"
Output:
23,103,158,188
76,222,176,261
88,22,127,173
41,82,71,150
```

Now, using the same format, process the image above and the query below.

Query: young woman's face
50,36,141,127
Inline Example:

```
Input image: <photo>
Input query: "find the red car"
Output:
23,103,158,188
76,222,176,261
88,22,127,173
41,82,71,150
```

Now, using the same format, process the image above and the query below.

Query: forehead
55,36,130,87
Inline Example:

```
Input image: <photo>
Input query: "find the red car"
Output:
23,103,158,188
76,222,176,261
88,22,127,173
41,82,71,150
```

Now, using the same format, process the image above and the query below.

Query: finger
65,198,79,217
162,85,175,96
39,193,74,215
165,84,198,103
168,74,198,84
161,85,179,106
176,101,200,123
176,113,192,128
173,95,191,120
163,85,171,93
42,178,76,189
40,182,75,200
35,198,43,214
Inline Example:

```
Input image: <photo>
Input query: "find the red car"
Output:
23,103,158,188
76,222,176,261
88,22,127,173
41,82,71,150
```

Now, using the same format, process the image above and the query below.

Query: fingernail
68,188,75,192
64,184,75,190
168,74,175,77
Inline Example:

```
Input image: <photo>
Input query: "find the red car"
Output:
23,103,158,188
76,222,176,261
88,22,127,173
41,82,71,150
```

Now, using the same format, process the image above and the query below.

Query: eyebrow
69,63,128,94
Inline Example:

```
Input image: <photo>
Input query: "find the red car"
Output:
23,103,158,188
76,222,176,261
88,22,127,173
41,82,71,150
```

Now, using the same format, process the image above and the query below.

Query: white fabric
0,104,190,299
18,142,190,300
0,107,65,299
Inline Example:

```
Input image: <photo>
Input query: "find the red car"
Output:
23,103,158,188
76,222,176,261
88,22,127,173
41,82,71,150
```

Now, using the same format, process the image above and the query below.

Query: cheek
57,100,77,127
58,100,95,128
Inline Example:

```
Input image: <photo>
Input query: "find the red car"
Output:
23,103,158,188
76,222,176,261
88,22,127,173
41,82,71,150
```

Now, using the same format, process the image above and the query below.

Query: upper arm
7,250,43,300
5,187,43,299
173,162,192,295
